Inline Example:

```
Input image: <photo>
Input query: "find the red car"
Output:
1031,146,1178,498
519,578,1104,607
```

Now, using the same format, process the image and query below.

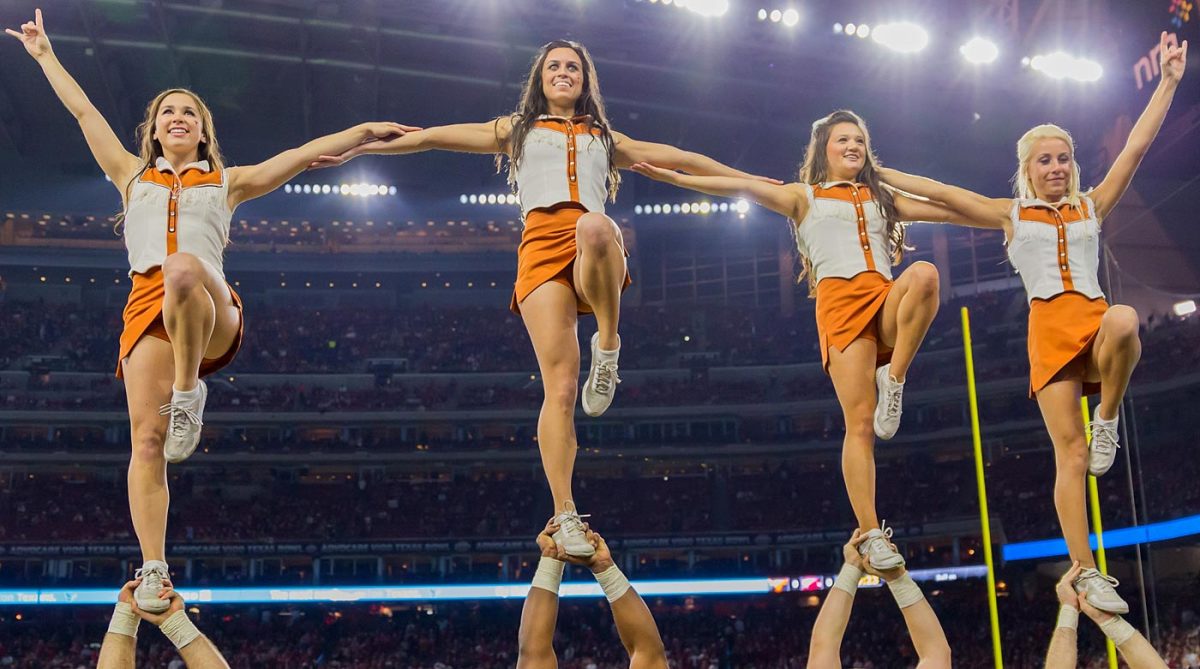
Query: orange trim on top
1019,201,1092,294
139,165,223,260
813,182,876,272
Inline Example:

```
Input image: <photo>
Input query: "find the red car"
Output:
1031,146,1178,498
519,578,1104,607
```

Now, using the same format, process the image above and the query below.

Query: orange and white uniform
794,181,895,373
116,157,244,377
510,115,631,314
1007,196,1107,396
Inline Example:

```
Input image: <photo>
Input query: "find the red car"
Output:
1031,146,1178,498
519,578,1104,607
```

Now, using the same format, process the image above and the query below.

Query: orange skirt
814,271,894,374
1027,292,1107,397
116,267,244,379
510,204,631,315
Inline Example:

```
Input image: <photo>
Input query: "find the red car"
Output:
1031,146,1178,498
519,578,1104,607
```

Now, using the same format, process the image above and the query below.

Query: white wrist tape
160,610,201,649
832,563,864,596
594,565,631,603
1056,605,1079,630
1099,615,1136,645
531,556,565,593
107,601,139,638
886,573,924,609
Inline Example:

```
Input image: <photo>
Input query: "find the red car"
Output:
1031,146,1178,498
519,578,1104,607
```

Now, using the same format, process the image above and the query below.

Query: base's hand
129,578,185,627
4,8,52,60
851,533,906,581
842,529,866,570
1055,561,1082,609
561,529,616,573
535,517,566,559
117,578,140,605
1078,591,1117,624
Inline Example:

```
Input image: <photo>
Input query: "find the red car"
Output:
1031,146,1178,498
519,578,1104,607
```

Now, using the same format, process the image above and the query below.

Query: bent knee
1103,305,1140,341
907,261,940,295
575,213,618,254
1053,439,1088,472
543,379,578,413
162,253,206,293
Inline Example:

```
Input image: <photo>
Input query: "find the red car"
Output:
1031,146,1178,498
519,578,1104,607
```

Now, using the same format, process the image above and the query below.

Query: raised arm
518,520,565,669
130,580,231,669
583,532,667,669
864,540,952,669
6,9,139,193
895,194,986,228
1079,592,1168,669
226,121,418,207
613,131,779,183
1090,32,1187,219
807,532,868,669
880,168,1010,230
1045,563,1082,669
630,162,805,220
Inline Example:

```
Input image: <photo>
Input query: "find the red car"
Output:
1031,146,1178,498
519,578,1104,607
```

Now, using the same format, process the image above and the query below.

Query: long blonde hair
794,110,902,294
122,88,225,207
1013,123,1082,207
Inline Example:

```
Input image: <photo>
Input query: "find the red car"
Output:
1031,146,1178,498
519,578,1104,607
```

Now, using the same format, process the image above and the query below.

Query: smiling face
152,91,206,159
540,46,584,114
825,121,867,182
1026,137,1073,201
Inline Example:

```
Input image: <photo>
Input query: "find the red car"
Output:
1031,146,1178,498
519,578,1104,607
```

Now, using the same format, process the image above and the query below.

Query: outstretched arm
1079,592,1168,669
581,532,667,669
1090,32,1187,219
6,9,139,193
895,193,986,228
130,580,231,669
864,539,951,669
1045,563,1082,669
630,162,805,220
227,121,418,207
309,117,514,169
880,168,1010,230
97,581,141,669
518,519,565,669
807,531,868,669
614,132,779,184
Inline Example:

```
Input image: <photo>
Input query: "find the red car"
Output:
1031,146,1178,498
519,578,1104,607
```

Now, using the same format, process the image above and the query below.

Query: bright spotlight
469,194,478,204
388,186,397,195
302,184,312,194
735,199,750,214
635,205,643,215
871,22,929,53
1030,52,1103,82
339,184,350,195
486,194,498,204
680,0,729,17
844,22,856,35
782,9,799,26
284,184,292,194
833,22,843,33
1174,299,1197,316
770,9,782,22
682,203,693,214
855,23,870,38
460,194,468,204
699,201,712,213
757,8,767,20
653,204,663,214
960,37,999,64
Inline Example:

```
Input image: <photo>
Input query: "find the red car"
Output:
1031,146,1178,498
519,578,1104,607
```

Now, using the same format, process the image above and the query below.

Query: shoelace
861,521,896,555
134,565,167,592
557,510,592,538
591,361,621,395
1077,569,1120,589
883,378,903,418
158,402,202,438
1089,421,1120,454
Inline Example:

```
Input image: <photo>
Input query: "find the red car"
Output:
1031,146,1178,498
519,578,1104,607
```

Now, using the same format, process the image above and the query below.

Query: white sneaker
859,522,905,570
1088,417,1120,477
133,560,171,614
159,380,207,464
1074,567,1129,614
581,333,620,418
551,501,595,558
873,364,904,440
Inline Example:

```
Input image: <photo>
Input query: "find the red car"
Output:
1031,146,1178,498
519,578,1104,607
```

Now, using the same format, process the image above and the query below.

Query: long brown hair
794,110,903,293
117,88,225,231
498,40,620,201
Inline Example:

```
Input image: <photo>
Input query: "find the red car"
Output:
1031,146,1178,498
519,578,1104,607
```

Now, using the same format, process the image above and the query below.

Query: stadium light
781,8,799,27
1029,51,1103,82
871,22,929,53
855,23,870,38
832,22,843,33
1174,299,1197,317
960,37,999,64
770,9,782,23
679,0,730,17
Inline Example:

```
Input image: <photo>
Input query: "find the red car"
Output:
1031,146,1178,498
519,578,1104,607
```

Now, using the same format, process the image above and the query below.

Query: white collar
155,156,212,174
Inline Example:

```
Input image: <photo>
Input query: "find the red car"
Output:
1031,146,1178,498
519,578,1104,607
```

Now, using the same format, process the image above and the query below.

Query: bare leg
520,282,582,514
877,261,939,381
1036,380,1097,568
572,212,625,350
1088,305,1141,421
160,253,238,391
828,339,881,532
122,337,175,563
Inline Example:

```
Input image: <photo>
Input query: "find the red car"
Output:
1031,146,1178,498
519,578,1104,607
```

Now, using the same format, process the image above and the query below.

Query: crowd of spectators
1,581,1198,668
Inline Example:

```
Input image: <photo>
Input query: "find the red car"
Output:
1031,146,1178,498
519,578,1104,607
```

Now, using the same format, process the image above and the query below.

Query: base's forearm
179,635,233,669
96,633,137,669
1044,627,1078,669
